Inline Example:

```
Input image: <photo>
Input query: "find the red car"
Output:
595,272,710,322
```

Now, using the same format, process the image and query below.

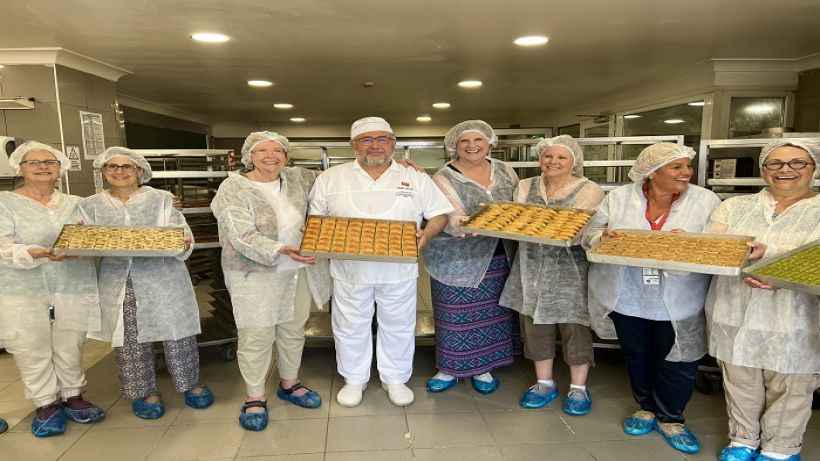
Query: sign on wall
80,111,105,160
66,145,82,171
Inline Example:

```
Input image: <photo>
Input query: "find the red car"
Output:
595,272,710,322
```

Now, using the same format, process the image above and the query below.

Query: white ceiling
2,0,819,128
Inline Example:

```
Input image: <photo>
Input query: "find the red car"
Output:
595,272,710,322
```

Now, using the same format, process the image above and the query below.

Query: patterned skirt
431,249,518,377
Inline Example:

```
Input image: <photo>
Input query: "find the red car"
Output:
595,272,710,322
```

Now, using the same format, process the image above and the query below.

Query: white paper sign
66,145,82,171
80,111,105,160
93,170,105,192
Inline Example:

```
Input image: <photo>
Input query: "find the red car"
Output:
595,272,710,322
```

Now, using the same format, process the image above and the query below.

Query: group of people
0,117,816,461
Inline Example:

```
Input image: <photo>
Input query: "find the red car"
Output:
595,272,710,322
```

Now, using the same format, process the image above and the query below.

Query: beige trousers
720,360,820,456
237,268,311,396
5,329,87,408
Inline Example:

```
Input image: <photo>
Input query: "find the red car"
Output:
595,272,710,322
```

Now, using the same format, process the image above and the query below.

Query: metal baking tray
586,229,753,276
743,240,820,295
53,224,186,258
299,216,418,263
457,200,597,247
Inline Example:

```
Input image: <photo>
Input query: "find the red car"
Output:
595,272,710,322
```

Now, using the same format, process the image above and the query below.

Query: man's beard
357,152,391,167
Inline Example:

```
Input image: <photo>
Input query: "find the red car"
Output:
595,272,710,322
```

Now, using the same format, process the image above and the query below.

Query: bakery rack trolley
136,148,239,361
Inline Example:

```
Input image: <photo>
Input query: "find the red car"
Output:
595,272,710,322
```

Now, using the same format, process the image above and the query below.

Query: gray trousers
115,277,200,399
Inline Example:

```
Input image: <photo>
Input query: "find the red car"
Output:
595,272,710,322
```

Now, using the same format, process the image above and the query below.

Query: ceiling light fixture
290,117,306,123
190,32,230,43
432,102,451,109
514,36,549,46
273,103,293,109
247,80,273,87
623,114,641,119
688,101,705,106
416,115,432,122
458,80,482,88
664,119,685,124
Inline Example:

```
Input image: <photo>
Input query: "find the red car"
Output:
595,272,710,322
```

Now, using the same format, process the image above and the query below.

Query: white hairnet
350,117,393,139
536,135,584,176
443,120,498,159
93,146,153,184
240,131,290,170
759,140,819,177
8,140,70,176
628,143,696,183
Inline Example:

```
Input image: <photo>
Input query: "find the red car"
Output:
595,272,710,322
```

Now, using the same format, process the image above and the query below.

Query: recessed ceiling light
688,101,705,106
190,32,230,43
247,80,273,87
0,65,5,69
624,114,641,119
273,103,293,109
432,102,451,109
664,119,685,124
458,80,482,88
416,115,432,122
514,36,549,46
290,117,306,123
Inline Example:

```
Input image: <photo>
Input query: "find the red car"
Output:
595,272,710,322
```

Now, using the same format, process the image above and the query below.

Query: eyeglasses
103,163,139,173
252,148,287,156
762,159,814,171
354,136,395,146
21,159,61,167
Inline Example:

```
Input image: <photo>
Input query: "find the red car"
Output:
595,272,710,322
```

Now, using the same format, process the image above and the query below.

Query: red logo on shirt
401,181,410,186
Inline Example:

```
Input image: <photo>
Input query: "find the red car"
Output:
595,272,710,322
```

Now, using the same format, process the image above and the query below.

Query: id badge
642,268,660,285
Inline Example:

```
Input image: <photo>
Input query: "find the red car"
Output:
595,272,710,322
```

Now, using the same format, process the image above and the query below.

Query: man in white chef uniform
309,117,452,407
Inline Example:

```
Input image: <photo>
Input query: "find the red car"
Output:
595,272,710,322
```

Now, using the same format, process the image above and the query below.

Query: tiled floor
1,340,818,460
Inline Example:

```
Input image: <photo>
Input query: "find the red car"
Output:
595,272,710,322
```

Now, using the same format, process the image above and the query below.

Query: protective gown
78,187,200,347
210,168,331,329
581,183,721,362
423,159,518,287
0,191,100,347
500,176,604,324
705,190,820,373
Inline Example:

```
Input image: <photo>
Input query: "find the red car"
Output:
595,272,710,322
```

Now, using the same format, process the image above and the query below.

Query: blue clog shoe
719,446,759,461
471,375,499,394
239,400,268,432
757,454,799,461
426,375,458,393
61,395,106,423
132,397,165,420
0,417,8,434
622,410,655,435
519,383,559,409
562,388,591,416
184,385,214,409
655,420,700,454
277,383,321,409
31,402,66,437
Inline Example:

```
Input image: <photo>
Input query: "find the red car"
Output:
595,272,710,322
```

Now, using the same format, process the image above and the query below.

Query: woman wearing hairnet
423,120,519,394
581,143,720,454
0,141,105,436
705,141,819,461
211,131,331,431
499,135,604,415
78,147,213,420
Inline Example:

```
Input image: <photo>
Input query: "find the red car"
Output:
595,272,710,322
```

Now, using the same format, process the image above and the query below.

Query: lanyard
643,183,680,231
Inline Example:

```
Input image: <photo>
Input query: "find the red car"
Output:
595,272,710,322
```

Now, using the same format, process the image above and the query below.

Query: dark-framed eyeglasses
762,159,814,171
103,163,139,173
21,159,61,167
355,136,395,146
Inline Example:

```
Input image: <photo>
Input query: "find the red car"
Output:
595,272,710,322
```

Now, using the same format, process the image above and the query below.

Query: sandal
276,383,322,409
238,400,268,431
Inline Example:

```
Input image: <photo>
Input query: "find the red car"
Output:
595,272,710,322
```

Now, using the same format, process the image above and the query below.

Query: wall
794,67,820,132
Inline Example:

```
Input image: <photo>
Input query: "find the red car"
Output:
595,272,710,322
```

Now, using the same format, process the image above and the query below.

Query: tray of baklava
743,240,820,295
586,229,753,276
300,215,418,263
53,224,186,257
458,201,595,246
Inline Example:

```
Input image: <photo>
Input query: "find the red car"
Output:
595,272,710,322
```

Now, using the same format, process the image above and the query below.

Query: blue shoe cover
622,411,655,435
0,417,8,434
562,388,592,416
426,377,457,393
61,396,106,423
277,384,321,409
655,420,700,454
31,404,66,437
757,454,800,461
471,377,499,394
132,397,165,420
719,446,759,461
239,401,268,431
519,384,559,409
185,385,214,409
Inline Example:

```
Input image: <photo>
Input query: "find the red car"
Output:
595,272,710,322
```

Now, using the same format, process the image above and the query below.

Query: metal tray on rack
586,229,753,276
53,224,186,257
457,200,596,247
299,216,418,263
743,240,820,295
